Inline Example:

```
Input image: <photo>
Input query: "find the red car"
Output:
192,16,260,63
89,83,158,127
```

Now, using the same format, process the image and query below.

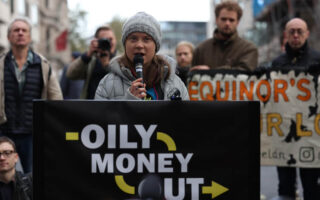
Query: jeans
277,167,320,200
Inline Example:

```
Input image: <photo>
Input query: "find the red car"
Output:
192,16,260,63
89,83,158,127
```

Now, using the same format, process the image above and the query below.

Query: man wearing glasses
272,18,320,68
271,18,320,200
0,136,32,200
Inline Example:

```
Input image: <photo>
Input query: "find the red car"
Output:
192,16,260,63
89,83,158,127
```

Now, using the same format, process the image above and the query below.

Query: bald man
272,18,320,68
271,18,320,200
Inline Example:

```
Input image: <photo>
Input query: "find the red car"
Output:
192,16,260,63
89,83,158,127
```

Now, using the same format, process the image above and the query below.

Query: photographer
67,25,117,99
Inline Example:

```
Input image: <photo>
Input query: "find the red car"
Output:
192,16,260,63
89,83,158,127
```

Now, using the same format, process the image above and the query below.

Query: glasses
0,150,15,158
288,29,305,36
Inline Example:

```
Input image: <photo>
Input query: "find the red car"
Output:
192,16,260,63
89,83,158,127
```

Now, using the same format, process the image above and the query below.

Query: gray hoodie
94,55,189,100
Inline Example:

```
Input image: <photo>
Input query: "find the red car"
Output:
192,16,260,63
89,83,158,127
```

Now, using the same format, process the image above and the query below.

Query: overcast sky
68,0,210,37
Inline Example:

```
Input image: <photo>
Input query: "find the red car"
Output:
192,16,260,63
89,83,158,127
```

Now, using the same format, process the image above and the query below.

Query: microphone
134,54,144,81
167,88,181,101
138,174,162,200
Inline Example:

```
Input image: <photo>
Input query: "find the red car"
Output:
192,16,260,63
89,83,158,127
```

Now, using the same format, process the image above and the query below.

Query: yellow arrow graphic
115,175,135,195
202,181,229,199
156,132,177,151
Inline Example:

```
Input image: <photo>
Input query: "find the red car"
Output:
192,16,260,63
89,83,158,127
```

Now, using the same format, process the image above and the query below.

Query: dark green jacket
192,29,258,71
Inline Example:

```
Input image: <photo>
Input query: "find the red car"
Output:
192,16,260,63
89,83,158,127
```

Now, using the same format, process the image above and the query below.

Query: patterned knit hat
122,12,161,52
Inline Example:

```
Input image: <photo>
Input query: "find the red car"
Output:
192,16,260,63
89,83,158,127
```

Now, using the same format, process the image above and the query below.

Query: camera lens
98,38,111,51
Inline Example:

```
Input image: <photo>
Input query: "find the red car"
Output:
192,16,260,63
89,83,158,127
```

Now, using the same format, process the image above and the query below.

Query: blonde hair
175,41,194,55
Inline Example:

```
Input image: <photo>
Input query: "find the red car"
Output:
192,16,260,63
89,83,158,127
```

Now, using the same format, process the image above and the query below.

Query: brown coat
192,30,258,71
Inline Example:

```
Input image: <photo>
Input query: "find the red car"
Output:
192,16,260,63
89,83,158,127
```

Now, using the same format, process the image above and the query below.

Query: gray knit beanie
122,12,161,52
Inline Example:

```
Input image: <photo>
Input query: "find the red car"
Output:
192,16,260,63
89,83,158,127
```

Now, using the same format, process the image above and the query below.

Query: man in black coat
0,136,32,200
272,19,320,69
271,18,320,200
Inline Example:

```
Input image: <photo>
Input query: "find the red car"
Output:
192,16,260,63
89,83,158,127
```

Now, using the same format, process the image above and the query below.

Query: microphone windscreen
134,54,144,80
134,54,144,66
138,174,162,200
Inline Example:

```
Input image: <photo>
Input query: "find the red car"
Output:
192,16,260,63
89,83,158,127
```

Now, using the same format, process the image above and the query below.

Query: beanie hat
122,12,161,52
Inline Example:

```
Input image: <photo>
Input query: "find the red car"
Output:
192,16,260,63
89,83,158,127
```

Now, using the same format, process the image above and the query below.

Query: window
17,0,26,15
10,0,14,14
239,2,244,9
25,1,29,16
45,0,49,9
46,28,51,53
30,4,38,25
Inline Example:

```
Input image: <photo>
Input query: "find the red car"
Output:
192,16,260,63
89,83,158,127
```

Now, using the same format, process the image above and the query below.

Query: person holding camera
67,25,117,99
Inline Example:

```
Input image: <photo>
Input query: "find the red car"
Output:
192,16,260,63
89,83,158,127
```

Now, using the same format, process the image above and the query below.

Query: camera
98,38,111,52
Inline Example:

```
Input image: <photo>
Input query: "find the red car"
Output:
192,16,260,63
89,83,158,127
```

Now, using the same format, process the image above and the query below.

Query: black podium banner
34,101,260,200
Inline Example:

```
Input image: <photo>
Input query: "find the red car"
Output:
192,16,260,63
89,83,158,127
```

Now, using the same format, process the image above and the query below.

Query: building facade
159,21,207,57
0,0,70,72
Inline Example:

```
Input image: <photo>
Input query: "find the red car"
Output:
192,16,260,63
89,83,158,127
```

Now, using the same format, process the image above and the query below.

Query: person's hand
87,38,98,57
129,78,147,99
98,50,111,67
190,65,210,71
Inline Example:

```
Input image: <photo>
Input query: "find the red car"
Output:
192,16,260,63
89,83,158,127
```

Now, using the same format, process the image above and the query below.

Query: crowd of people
0,0,319,199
